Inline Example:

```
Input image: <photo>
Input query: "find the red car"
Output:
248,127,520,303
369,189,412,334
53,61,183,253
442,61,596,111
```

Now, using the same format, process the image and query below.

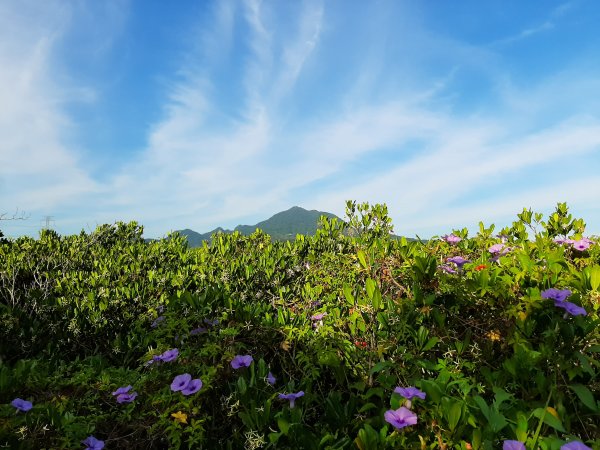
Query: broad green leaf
570,384,599,412
444,400,462,432
516,411,529,442
365,278,376,300
372,287,382,310
369,361,391,375
421,380,444,404
532,407,566,433
422,337,439,352
343,284,354,306
277,418,290,435
357,250,368,269
589,265,600,291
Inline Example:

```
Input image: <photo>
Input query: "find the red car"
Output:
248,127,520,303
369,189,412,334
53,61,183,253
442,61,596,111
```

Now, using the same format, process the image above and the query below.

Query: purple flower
171,373,192,392
310,312,327,321
11,398,32,412
438,264,457,274
278,391,304,408
311,300,322,308
181,378,202,396
111,385,132,396
572,239,591,251
190,327,207,335
556,301,587,316
442,234,461,244
231,355,253,369
82,436,105,450
116,392,137,403
447,256,470,268
489,243,505,254
204,318,219,327
541,288,572,303
151,315,165,328
160,348,179,362
554,237,574,245
503,440,526,450
157,305,165,313
384,406,418,429
561,442,592,450
393,386,426,400
267,372,276,385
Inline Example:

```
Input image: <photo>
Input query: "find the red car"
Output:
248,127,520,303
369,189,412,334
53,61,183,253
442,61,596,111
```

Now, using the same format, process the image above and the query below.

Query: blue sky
1,0,600,239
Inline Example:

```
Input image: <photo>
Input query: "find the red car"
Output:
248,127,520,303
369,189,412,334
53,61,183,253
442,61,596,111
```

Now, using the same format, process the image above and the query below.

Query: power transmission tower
41,215,55,230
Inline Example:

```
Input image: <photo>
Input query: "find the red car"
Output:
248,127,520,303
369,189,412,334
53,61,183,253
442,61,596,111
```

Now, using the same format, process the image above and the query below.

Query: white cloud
0,2,97,209
3,0,599,239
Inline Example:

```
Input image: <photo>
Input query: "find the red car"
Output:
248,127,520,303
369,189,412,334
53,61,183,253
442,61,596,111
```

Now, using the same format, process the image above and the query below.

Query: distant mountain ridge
176,206,340,247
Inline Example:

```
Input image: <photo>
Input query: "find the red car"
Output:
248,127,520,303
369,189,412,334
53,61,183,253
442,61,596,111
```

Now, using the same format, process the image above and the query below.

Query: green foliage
0,202,599,449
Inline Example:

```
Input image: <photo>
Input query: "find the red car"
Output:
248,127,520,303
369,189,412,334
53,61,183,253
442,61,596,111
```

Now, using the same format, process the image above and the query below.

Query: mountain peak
177,207,340,247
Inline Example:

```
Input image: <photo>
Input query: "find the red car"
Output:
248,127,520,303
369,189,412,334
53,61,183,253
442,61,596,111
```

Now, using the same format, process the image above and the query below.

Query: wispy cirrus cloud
2,0,599,238
0,2,96,210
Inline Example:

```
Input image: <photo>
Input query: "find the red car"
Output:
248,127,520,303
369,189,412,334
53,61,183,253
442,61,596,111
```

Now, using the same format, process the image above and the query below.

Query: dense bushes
0,202,599,449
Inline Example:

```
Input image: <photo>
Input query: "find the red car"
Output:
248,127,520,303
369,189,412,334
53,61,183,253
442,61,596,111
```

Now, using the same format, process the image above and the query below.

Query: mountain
175,206,341,247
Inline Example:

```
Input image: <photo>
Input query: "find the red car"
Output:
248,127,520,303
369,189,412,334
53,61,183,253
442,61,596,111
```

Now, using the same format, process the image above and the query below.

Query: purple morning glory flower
438,264,457,274
442,234,461,244
82,435,105,450
267,372,276,385
384,406,417,429
393,386,426,400
190,327,207,335
151,315,165,328
11,398,32,412
160,348,179,362
116,392,137,403
554,237,574,245
310,312,327,321
279,391,304,408
447,256,470,268
171,373,192,392
489,243,505,254
503,440,526,450
231,355,253,369
561,442,592,450
111,385,132,396
541,288,572,303
181,378,202,396
572,239,591,251
556,301,587,316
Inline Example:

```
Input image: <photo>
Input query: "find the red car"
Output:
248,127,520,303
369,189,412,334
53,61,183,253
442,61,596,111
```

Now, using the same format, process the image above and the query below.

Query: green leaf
422,337,439,352
532,408,566,433
365,278,376,300
268,431,282,444
443,399,462,432
589,265,600,291
237,376,247,395
492,387,513,408
343,284,354,306
357,250,368,269
358,402,378,413
421,380,444,404
369,361,391,375
372,287,382,311
570,384,599,412
277,417,290,435
473,396,507,433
